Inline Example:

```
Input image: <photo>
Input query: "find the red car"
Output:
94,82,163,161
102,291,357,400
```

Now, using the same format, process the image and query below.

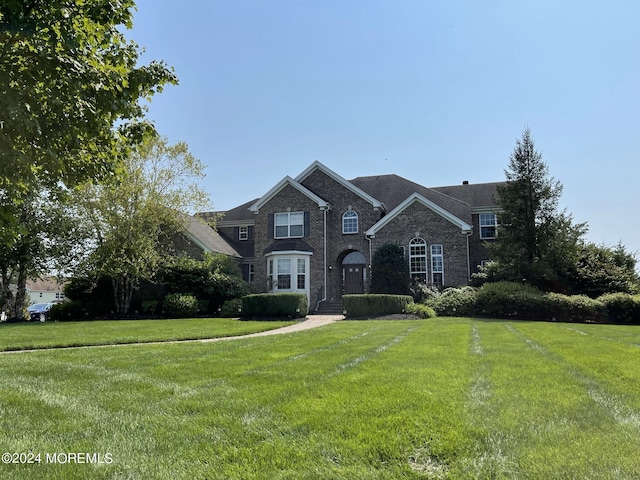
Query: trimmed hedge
546,293,607,323
598,293,640,324
343,294,413,318
220,298,243,318
241,293,308,319
421,282,635,324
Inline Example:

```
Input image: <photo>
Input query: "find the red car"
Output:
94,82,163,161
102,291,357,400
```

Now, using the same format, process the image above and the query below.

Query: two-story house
201,161,501,312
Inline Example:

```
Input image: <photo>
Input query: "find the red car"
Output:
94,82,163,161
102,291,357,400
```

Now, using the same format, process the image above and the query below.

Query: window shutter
267,214,274,239
234,226,239,240
304,211,310,237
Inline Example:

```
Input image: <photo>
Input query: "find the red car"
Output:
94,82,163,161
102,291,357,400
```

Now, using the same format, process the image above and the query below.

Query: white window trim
479,213,498,239
409,237,427,283
431,244,444,286
266,251,312,302
239,225,248,240
342,210,359,234
275,212,304,239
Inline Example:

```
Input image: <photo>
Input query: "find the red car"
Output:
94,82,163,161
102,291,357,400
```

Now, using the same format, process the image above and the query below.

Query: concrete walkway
198,314,343,343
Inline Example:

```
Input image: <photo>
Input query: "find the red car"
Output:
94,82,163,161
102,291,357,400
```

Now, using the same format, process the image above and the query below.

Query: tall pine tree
488,128,586,291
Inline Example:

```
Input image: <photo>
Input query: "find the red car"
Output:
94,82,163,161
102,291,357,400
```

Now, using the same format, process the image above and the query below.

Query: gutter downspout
316,207,328,311
465,230,472,283
367,233,373,286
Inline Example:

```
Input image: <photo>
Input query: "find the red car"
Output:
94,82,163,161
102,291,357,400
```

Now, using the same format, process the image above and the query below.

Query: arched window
409,237,427,283
342,210,358,234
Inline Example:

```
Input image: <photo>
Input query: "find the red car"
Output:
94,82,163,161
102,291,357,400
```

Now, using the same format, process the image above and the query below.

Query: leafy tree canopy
0,0,177,194
75,135,211,314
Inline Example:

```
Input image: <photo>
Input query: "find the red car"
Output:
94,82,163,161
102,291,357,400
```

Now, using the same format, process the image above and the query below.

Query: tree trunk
10,263,28,319
112,275,134,315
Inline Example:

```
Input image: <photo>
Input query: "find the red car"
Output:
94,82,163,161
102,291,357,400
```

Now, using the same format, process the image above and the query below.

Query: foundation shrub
241,293,308,319
426,287,477,317
475,282,548,319
343,294,413,318
405,303,437,319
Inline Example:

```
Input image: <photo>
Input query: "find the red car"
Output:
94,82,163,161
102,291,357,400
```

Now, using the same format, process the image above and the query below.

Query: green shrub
241,293,308,319
598,293,640,324
546,293,606,323
343,294,413,318
405,302,437,319
220,298,243,318
475,282,548,319
162,293,199,318
427,287,477,317
48,301,91,322
141,300,159,316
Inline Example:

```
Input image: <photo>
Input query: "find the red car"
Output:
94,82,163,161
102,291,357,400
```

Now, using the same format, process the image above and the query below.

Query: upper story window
275,212,304,239
342,210,358,234
239,226,248,240
479,213,498,239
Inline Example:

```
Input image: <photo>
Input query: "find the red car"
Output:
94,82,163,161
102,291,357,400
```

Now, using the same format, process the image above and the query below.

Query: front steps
312,301,343,315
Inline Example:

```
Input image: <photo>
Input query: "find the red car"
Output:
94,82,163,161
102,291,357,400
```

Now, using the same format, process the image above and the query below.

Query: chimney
462,180,469,185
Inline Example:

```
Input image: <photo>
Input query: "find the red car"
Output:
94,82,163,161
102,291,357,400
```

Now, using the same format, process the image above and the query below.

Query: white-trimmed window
239,226,248,240
342,210,358,234
297,258,306,289
275,212,304,239
267,254,310,296
409,237,427,283
431,244,444,286
276,258,292,289
248,263,255,282
479,213,498,239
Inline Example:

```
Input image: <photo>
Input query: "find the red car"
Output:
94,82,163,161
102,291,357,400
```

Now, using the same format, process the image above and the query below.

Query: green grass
1,318,640,479
0,318,295,351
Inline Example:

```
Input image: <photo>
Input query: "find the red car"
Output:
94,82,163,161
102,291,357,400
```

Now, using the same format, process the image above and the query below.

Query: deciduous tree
0,0,177,194
76,136,211,314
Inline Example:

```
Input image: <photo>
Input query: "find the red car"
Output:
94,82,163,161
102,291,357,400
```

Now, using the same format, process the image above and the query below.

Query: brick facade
208,161,500,310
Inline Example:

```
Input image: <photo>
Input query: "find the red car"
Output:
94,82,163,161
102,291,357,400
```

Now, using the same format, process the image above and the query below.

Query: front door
344,264,364,294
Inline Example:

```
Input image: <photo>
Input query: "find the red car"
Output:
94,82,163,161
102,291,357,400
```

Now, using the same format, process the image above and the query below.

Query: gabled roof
365,193,472,237
351,174,472,222
249,176,331,212
431,182,503,211
296,161,386,212
183,215,242,258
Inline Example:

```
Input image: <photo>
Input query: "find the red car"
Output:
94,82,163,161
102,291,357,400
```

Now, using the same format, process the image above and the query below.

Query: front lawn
1,318,640,479
0,318,295,352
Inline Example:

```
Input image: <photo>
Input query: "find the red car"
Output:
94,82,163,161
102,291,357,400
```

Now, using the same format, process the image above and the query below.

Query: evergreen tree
488,128,586,291
370,244,411,295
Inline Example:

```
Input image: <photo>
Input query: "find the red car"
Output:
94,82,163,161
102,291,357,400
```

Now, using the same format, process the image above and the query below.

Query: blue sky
130,0,639,258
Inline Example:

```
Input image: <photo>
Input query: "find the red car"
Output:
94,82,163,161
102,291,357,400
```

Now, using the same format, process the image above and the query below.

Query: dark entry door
344,265,364,294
